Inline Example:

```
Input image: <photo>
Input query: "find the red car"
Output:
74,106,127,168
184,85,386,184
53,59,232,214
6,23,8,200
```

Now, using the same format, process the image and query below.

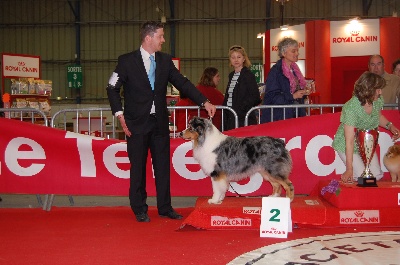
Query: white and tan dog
383,144,400,182
180,116,294,204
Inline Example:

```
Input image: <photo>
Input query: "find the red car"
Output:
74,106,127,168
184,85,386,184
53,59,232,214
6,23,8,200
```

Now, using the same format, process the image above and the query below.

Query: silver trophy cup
355,128,379,187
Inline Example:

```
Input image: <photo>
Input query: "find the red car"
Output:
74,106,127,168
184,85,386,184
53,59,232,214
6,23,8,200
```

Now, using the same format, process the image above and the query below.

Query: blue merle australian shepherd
180,117,294,204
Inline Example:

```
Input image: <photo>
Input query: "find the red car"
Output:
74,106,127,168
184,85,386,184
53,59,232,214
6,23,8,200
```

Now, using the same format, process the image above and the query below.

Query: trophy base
356,177,378,187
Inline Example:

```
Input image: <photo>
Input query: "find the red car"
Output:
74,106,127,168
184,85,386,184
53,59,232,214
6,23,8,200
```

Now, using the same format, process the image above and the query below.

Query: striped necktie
149,55,156,90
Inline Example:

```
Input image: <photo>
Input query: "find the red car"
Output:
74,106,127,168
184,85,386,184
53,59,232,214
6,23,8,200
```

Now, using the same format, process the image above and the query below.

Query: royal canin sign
2,53,41,79
330,19,380,57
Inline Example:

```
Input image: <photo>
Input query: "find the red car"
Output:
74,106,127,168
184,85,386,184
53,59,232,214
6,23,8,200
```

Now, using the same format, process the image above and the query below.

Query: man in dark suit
107,21,216,222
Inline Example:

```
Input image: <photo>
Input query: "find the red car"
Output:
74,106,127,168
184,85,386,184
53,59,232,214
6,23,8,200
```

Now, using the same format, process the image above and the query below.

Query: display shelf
9,94,51,124
10,93,50,99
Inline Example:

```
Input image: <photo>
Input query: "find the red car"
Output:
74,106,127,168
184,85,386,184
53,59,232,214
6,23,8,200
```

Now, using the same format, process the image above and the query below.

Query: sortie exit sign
67,64,83,89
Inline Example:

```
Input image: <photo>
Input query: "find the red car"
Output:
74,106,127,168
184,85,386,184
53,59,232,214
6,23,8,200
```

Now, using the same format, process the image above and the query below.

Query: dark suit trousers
126,115,172,215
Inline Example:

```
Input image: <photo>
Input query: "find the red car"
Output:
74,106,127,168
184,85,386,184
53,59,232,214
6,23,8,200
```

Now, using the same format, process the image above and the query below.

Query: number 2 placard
260,197,292,238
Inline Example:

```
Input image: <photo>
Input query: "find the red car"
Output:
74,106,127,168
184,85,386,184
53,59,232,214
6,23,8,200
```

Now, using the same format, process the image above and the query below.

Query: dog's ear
192,117,205,133
188,116,200,125
190,117,207,145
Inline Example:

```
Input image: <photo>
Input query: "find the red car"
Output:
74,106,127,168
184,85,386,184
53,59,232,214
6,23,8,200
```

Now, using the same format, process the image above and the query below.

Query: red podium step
313,180,400,209
179,180,400,230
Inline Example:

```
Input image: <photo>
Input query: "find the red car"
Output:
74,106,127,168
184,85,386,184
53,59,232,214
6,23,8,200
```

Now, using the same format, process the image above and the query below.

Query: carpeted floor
1,206,400,265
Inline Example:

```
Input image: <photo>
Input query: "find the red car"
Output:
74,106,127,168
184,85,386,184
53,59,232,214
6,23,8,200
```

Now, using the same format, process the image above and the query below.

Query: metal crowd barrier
51,106,238,138
51,107,113,136
168,105,238,135
0,107,49,126
244,104,344,126
244,103,398,126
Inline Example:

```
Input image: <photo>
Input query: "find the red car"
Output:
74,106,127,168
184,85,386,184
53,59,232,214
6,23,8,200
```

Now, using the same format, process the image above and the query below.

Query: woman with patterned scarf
260,37,315,123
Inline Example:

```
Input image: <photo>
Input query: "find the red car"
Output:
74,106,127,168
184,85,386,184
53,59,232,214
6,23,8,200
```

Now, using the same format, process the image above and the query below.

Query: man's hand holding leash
203,101,216,118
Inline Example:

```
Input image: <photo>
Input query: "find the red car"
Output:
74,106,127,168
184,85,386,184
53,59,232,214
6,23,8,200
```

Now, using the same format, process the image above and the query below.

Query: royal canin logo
354,210,364,217
332,35,378,43
211,216,252,227
332,25,378,43
243,207,261,215
340,210,379,224
350,29,360,36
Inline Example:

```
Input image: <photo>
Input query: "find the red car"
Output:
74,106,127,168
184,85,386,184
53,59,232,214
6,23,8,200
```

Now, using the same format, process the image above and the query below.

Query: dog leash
229,183,243,197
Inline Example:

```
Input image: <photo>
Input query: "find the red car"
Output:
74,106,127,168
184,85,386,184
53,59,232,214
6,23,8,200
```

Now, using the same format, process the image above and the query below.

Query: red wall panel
380,17,400,73
306,20,331,104
331,56,369,104
263,30,271,81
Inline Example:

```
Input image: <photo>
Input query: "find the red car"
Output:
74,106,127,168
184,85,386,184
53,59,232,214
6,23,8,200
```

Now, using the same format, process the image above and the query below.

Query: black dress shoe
159,210,183,220
135,212,150,222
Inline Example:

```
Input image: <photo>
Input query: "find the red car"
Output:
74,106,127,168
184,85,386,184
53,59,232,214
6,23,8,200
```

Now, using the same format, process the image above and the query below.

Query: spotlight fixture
257,33,265,39
156,5,166,23
348,17,361,36
349,17,360,24
280,25,289,31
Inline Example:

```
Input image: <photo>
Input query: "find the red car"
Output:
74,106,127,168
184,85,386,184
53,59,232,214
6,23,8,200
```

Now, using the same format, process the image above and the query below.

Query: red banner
1,111,399,197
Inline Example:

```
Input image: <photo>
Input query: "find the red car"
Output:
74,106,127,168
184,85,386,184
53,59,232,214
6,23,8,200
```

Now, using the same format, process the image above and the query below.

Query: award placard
260,197,292,238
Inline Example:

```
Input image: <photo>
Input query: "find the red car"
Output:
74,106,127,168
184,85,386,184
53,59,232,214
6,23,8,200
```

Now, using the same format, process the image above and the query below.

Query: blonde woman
223,45,261,130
